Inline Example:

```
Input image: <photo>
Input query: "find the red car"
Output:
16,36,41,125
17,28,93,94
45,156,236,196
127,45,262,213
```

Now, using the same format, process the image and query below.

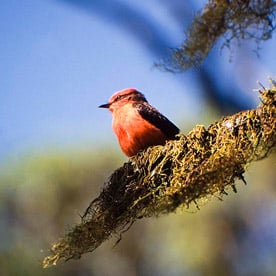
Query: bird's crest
109,88,148,105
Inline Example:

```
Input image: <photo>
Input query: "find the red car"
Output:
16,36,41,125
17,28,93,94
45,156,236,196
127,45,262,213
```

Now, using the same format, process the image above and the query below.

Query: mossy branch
165,0,276,70
43,84,276,268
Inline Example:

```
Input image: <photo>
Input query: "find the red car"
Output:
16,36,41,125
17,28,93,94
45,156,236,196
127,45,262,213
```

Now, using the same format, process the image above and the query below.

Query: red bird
99,88,180,157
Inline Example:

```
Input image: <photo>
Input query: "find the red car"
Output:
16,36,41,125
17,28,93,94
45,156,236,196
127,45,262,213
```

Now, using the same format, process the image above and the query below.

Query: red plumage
99,88,179,157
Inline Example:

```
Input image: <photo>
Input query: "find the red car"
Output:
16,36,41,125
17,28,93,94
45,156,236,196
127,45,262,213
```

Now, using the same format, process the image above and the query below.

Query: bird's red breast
112,102,169,156
99,88,179,157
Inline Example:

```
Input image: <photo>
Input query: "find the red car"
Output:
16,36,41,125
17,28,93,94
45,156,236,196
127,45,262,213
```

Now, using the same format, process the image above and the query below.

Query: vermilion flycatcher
99,88,180,157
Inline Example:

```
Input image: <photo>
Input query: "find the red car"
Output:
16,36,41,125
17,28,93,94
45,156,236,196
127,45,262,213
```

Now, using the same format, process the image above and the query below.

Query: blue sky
1,0,276,161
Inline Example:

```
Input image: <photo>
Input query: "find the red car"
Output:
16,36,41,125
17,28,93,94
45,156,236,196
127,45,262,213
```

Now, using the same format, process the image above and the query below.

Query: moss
165,0,276,70
43,84,276,268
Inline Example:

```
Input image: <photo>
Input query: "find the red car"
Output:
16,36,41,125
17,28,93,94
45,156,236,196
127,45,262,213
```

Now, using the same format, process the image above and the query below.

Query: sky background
1,0,276,162
0,1,276,275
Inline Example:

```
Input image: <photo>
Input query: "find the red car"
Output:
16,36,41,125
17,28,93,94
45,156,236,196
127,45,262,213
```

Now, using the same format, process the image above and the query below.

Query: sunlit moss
165,0,276,70
43,83,275,268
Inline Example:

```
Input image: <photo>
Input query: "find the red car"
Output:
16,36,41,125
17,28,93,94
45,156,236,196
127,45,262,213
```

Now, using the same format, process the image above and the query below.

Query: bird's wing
134,102,180,139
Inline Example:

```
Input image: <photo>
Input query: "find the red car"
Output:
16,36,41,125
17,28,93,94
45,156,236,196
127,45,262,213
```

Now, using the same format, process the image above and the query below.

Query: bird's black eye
115,95,123,102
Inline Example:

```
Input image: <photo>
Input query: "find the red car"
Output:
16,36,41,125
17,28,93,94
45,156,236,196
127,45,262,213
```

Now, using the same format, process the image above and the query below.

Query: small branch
43,84,276,268
163,0,276,70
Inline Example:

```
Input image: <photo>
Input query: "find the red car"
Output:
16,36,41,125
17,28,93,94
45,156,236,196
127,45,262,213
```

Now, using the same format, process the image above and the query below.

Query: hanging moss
43,84,276,268
165,0,276,70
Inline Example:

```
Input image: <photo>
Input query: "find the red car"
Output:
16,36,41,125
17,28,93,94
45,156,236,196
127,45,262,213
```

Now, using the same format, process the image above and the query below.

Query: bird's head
99,88,147,112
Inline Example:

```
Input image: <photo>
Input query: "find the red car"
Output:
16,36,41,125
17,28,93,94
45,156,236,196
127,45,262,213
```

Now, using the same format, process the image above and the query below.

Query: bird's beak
98,103,110,108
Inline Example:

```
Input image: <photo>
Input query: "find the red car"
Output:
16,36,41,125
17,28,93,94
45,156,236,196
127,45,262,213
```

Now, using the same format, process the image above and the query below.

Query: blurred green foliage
0,146,275,275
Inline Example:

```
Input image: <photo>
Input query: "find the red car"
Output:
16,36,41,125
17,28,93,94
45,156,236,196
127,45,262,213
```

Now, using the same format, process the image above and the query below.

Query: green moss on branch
166,0,276,70
43,85,276,268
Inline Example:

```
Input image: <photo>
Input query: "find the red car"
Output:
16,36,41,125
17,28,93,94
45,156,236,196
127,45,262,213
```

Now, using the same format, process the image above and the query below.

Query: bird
99,88,180,157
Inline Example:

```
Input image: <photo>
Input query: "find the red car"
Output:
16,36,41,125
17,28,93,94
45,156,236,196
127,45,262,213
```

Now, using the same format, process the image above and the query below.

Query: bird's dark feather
134,102,180,139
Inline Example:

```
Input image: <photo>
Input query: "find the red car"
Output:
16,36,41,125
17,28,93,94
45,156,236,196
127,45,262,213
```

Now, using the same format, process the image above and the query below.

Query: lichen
43,84,276,268
165,0,276,70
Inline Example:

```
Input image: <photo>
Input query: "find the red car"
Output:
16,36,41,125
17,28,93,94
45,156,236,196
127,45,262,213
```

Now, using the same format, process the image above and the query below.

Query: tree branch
43,83,276,268
165,0,276,70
